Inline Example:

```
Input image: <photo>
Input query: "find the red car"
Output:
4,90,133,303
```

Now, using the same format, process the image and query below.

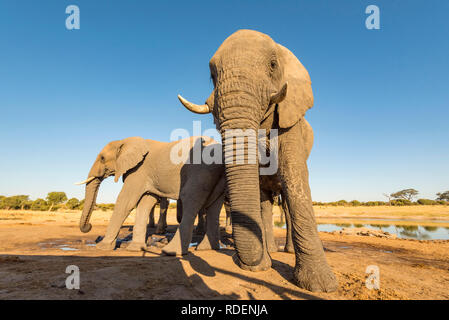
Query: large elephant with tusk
177,29,337,292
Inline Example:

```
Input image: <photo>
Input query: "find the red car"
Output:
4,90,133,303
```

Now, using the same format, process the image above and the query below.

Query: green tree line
312,189,449,207
0,192,115,212
1,189,448,211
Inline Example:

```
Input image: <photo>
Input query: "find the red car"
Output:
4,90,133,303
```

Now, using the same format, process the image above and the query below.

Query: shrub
1,195,30,210
350,200,361,206
169,202,177,209
66,198,81,210
390,199,412,206
31,199,49,211
78,199,85,210
96,203,115,211
274,220,285,228
417,199,436,205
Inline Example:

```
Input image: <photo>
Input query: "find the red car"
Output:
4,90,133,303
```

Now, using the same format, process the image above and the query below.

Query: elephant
148,197,169,234
261,121,314,254
177,29,337,292
76,136,226,254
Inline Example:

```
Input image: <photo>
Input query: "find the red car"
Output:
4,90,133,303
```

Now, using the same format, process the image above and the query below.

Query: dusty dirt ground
0,209,448,300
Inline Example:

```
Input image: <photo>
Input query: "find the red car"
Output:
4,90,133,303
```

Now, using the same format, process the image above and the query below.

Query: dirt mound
331,227,397,239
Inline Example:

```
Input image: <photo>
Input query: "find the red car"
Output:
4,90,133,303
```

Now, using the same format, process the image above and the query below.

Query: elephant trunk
220,101,264,266
79,178,101,233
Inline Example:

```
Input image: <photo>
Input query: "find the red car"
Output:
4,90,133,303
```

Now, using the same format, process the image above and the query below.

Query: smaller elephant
76,136,225,255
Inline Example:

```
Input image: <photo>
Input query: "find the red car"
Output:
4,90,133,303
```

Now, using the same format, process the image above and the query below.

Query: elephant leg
194,209,206,236
278,123,337,292
155,197,168,234
197,195,224,251
261,190,278,253
162,197,202,256
224,200,232,227
148,206,156,228
97,179,145,250
127,194,158,252
176,199,182,224
281,191,294,253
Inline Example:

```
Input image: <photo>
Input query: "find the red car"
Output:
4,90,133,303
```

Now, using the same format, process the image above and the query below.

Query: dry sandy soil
0,208,448,300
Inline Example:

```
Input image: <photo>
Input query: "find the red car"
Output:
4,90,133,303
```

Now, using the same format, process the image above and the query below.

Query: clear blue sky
0,0,448,203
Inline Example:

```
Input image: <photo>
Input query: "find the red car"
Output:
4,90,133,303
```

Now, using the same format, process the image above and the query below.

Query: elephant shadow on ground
0,252,239,300
113,223,209,250
96,222,322,300
212,249,322,300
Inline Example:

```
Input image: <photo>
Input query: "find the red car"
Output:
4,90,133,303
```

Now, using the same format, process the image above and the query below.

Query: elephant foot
196,236,219,251
294,261,338,292
125,241,147,252
161,242,187,256
155,225,167,235
96,240,116,251
234,250,272,272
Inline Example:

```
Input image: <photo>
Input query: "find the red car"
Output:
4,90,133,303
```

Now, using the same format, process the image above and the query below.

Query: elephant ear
301,118,314,159
114,137,149,182
276,44,314,128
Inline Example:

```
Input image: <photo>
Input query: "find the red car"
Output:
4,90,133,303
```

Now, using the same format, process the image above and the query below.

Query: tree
1,195,29,210
46,192,68,211
436,191,449,202
78,199,85,210
31,199,49,211
66,198,80,210
382,193,392,205
390,189,419,202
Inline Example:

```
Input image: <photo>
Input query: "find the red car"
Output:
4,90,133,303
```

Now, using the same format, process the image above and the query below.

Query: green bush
390,199,413,206
350,200,361,206
31,199,49,211
66,198,81,210
274,220,285,228
96,203,115,211
169,202,177,209
363,201,384,206
417,199,436,205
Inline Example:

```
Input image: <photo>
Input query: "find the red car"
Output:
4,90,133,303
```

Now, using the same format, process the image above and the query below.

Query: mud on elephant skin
76,136,226,255
178,29,337,292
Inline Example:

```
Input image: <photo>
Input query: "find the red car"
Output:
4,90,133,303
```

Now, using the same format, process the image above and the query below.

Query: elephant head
178,30,314,269
75,137,149,233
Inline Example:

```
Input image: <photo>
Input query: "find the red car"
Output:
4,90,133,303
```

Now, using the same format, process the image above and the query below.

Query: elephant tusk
270,82,288,105
74,176,96,185
177,95,211,114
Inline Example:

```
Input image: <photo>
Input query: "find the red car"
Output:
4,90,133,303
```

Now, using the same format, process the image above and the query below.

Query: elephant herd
75,30,337,293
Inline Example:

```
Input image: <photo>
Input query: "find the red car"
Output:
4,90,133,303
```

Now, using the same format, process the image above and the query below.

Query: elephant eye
270,60,277,69
100,155,105,162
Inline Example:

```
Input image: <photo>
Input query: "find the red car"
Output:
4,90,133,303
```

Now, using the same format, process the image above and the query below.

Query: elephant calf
76,136,225,255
